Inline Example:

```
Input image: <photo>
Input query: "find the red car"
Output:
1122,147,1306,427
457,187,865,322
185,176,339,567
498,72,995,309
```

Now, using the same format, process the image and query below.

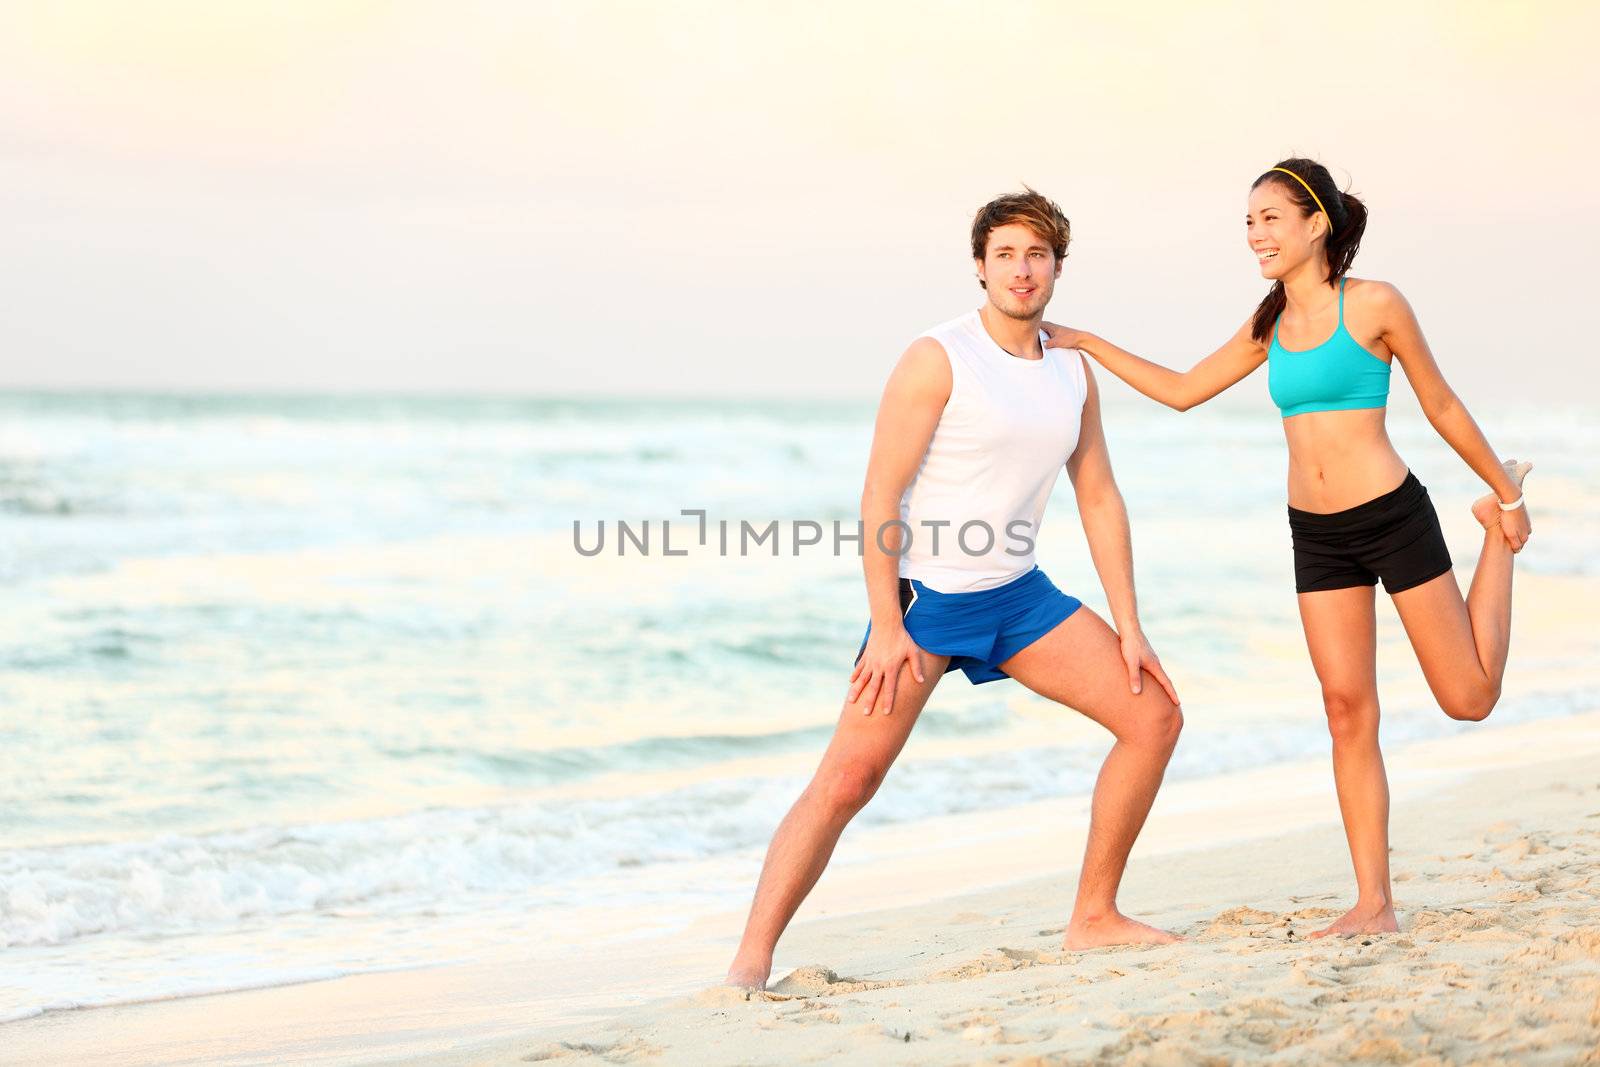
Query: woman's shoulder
1341,277,1419,344
1343,276,1406,312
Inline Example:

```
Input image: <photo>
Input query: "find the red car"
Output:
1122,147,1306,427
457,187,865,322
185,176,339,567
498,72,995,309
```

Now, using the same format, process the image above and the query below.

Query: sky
1,1,1595,402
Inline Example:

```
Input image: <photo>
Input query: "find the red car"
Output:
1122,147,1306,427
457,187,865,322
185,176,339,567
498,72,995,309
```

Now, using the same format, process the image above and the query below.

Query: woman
1042,157,1532,938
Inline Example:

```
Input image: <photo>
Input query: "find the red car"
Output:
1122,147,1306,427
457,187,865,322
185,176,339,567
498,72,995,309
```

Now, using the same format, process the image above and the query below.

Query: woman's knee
1442,680,1500,722
1322,688,1378,743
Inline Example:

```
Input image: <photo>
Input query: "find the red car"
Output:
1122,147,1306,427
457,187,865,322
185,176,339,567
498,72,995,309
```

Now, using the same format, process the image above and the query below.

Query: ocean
1,389,1596,1024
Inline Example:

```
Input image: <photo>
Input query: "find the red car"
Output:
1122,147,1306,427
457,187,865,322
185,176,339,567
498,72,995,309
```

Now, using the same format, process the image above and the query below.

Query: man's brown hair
970,187,1071,289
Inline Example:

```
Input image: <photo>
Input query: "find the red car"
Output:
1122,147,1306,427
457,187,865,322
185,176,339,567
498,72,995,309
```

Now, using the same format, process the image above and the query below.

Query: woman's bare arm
1043,318,1267,411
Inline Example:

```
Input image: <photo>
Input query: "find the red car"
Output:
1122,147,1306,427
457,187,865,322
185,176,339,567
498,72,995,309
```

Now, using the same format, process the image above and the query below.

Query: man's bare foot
1472,459,1534,529
1308,899,1399,939
724,959,771,991
1063,909,1181,950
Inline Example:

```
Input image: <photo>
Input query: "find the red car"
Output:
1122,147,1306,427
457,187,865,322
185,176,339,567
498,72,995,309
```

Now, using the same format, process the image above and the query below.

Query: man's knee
1119,695,1183,753
1322,688,1377,743
1153,701,1183,751
814,760,884,817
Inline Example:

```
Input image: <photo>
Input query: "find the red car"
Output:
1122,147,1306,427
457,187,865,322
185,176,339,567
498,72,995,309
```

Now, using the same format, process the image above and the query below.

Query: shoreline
422,710,1600,1065
8,710,1600,1065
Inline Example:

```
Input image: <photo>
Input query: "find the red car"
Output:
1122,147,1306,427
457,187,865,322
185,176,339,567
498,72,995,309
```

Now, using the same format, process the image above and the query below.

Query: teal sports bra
1267,278,1392,418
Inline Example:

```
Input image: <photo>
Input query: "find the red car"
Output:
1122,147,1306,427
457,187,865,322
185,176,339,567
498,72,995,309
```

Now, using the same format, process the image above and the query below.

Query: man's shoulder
886,335,954,406
899,336,951,378
917,309,980,345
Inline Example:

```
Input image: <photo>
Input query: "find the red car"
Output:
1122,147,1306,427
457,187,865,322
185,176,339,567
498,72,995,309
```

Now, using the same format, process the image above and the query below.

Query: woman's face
1246,180,1326,281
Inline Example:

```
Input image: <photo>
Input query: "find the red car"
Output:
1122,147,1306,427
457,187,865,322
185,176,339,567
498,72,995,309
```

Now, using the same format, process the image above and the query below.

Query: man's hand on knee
1118,626,1180,707
848,626,927,715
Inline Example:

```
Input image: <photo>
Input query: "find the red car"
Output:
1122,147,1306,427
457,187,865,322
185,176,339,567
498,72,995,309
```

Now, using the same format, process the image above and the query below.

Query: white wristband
1498,495,1525,512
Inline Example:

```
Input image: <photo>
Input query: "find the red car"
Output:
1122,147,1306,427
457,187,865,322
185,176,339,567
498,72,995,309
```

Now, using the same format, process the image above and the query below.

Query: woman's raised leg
1392,464,1530,723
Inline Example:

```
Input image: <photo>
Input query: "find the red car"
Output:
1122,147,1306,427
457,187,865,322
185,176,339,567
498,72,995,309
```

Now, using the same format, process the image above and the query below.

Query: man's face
975,222,1061,321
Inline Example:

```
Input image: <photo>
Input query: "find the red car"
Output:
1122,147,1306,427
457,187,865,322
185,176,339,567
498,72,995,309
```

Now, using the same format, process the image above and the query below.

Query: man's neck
977,303,1044,360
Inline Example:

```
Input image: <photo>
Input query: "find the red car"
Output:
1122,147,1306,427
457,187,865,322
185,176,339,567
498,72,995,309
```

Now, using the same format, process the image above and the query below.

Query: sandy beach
414,712,1600,1067
7,710,1599,1066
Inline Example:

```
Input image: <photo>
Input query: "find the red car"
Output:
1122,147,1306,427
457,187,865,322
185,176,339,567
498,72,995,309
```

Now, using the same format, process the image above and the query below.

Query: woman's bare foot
724,957,771,991
1309,898,1400,939
1063,909,1181,950
1473,459,1533,529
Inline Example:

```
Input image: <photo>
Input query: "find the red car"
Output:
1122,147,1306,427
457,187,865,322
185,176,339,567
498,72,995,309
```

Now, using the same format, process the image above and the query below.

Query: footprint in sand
1502,928,1600,964
1495,834,1552,860
1535,871,1590,895
931,946,1064,981
1310,984,1393,1007
1201,905,1282,936
1422,960,1478,981
1406,908,1518,942
768,965,902,997
777,1004,842,1025
522,1037,663,1063
1202,905,1341,941
1492,884,1547,904
1323,951,1384,972
1225,996,1297,1020
1290,960,1339,988
692,965,898,1006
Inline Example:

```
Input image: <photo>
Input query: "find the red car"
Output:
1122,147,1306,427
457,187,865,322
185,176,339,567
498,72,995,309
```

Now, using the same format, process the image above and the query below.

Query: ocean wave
10,686,1589,952
0,963,363,1026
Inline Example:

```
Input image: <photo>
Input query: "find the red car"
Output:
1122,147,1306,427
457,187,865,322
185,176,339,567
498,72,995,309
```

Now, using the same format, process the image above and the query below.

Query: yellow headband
1270,167,1336,235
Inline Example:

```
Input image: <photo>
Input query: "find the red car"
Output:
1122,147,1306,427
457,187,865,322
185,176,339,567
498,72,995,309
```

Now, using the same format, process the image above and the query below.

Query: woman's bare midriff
1281,407,1409,513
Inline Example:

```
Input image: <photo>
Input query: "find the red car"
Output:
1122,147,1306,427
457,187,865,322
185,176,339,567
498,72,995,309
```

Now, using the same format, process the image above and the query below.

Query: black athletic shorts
1288,471,1454,595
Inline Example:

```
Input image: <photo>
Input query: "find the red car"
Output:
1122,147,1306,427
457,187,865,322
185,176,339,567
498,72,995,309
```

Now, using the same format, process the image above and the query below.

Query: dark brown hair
970,187,1071,289
1249,158,1369,342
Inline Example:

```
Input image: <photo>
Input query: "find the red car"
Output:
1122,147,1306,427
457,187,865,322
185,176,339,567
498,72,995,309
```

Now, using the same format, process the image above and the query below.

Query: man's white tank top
897,309,1087,593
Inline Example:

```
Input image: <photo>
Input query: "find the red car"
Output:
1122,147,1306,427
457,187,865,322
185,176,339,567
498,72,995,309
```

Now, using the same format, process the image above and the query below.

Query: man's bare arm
848,337,951,715
1065,360,1179,704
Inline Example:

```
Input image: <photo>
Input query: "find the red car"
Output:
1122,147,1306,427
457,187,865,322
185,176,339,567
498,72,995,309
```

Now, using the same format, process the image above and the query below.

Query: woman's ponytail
1325,189,1368,282
1251,282,1287,346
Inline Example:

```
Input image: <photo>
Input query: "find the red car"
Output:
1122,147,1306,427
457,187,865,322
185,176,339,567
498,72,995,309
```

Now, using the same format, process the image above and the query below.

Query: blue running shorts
854,565,1082,685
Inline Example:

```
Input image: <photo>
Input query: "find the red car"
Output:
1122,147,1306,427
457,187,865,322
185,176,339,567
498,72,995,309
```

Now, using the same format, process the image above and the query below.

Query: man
725,189,1184,990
